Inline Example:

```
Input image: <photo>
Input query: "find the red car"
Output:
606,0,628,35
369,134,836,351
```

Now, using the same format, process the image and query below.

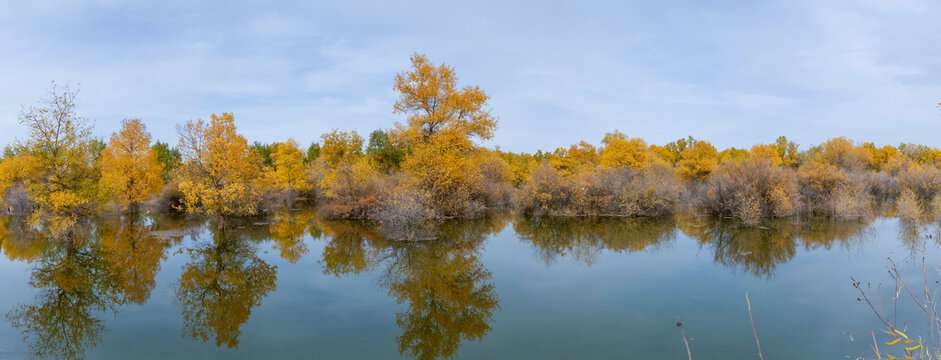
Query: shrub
895,189,923,221
319,159,380,219
896,165,941,203
797,162,871,219
518,161,574,216
375,175,434,240
518,161,679,217
702,158,801,226
471,150,516,210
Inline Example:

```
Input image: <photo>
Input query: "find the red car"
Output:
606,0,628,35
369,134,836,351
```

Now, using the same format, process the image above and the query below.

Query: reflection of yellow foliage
98,217,168,304
385,242,499,360
177,113,263,217
99,119,164,208
7,227,124,360
176,230,277,348
269,210,312,264
0,216,46,262
318,220,386,277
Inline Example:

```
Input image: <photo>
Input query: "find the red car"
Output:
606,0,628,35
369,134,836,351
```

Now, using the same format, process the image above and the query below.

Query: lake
0,208,937,359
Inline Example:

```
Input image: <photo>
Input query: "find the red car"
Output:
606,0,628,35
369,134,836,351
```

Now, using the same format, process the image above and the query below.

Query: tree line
2,53,941,238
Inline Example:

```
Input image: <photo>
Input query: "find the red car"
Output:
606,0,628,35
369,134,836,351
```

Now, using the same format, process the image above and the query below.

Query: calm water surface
0,209,938,359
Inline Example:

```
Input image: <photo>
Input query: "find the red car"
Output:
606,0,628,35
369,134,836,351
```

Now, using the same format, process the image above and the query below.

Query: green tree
366,129,405,171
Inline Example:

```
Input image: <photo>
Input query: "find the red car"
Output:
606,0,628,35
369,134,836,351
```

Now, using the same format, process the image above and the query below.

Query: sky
0,0,939,153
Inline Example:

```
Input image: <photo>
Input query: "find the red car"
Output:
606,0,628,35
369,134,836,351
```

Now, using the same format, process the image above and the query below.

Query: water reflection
679,214,874,278
513,216,677,265
319,215,506,360
175,220,278,349
0,207,929,360
5,217,169,360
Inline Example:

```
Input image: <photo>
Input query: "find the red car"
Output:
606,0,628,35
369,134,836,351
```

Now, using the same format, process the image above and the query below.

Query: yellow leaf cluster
264,139,311,194
599,131,649,169
391,53,496,153
176,113,262,217
99,119,163,208
676,141,718,181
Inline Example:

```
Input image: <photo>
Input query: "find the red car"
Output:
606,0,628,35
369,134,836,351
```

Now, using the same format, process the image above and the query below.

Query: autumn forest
2,53,938,241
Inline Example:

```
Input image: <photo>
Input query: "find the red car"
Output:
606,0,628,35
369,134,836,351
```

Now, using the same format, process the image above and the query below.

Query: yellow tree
16,84,103,234
748,144,783,166
264,139,311,194
392,53,496,151
176,113,262,220
599,131,649,169
676,141,718,181
99,119,163,210
391,53,498,217
320,129,364,168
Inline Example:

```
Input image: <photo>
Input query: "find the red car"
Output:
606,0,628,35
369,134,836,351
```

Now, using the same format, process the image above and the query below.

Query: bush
319,159,381,219
897,165,941,203
895,189,923,221
518,162,574,216
518,161,679,217
471,150,517,210
702,158,801,226
149,179,184,213
2,184,33,215
797,162,871,219
375,175,434,240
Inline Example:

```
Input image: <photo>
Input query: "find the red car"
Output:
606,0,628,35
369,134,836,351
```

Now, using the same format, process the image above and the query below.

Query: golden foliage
320,129,364,168
99,119,163,208
675,141,718,181
176,230,277,349
391,53,498,218
599,131,649,169
16,84,104,233
392,53,496,152
176,113,263,217
264,139,312,194
810,137,872,170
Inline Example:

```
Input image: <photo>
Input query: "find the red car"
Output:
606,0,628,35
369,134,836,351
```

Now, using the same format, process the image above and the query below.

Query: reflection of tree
319,220,386,277
318,217,502,360
98,216,169,304
383,242,499,360
175,228,277,349
268,210,312,264
513,216,676,266
0,215,47,262
679,215,873,278
6,226,122,360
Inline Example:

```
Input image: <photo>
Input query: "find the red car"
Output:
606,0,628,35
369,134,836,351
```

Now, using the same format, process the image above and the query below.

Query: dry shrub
703,158,800,226
895,189,923,221
897,165,941,203
518,161,574,216
319,160,381,219
797,162,871,219
375,174,434,240
852,171,897,201
149,179,184,213
825,185,871,220
472,150,517,210
2,184,34,215
518,161,679,217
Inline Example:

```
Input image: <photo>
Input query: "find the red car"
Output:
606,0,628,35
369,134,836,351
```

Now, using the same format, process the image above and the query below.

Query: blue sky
1,0,939,153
